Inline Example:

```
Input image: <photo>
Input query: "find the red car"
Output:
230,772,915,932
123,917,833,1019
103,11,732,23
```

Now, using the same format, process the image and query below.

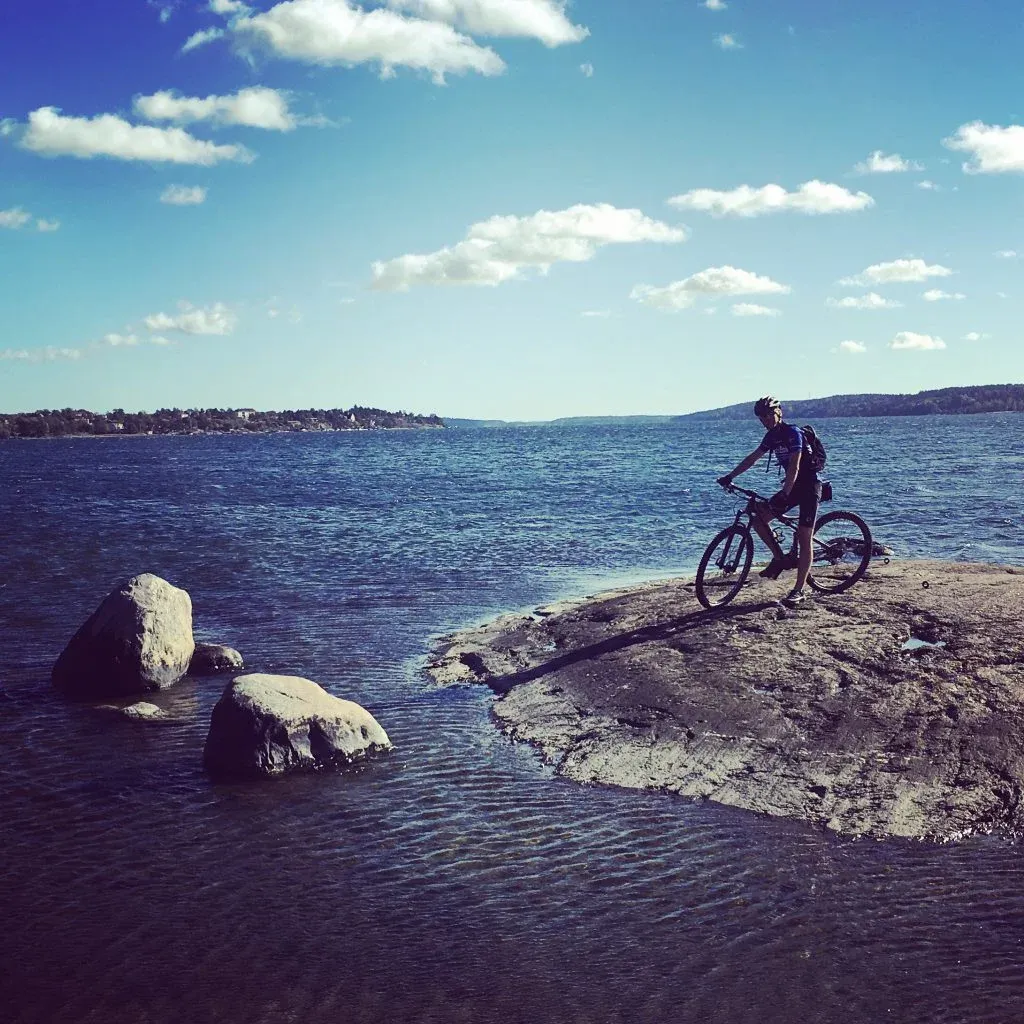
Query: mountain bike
695,482,874,609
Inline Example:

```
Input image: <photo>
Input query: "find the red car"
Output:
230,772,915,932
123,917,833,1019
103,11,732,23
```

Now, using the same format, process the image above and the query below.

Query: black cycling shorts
770,478,821,528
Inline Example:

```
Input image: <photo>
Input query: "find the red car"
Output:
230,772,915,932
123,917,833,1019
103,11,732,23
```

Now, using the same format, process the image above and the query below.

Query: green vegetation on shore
677,383,1024,421
0,406,444,439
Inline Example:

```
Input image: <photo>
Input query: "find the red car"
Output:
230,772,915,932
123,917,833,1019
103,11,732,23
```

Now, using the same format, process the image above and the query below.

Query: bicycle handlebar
718,480,765,501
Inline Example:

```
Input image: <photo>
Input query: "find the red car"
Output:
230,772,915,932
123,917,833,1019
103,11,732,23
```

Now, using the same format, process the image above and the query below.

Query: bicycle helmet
753,395,781,417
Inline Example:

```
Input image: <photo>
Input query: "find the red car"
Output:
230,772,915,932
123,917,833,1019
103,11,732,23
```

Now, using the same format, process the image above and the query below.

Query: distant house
235,408,257,421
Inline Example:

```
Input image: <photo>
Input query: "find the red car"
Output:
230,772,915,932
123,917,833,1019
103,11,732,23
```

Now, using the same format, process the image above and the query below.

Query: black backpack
801,425,827,473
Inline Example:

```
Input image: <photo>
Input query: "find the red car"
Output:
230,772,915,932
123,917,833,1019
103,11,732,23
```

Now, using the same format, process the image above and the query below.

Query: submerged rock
426,560,1024,842
52,574,195,700
190,643,244,675
96,701,167,721
203,673,393,780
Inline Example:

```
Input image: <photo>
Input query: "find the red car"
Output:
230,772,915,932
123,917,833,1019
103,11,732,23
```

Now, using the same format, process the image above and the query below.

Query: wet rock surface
426,560,1024,842
190,642,244,675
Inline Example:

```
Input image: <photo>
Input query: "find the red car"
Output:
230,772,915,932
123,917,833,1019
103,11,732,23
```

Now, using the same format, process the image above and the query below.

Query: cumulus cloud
839,258,953,287
922,289,965,301
714,33,741,49
732,303,780,317
838,340,867,354
890,331,946,351
854,150,922,173
704,0,727,9
36,218,60,232
826,292,901,310
964,332,988,341
581,309,611,317
580,62,593,77
372,203,685,290
995,249,1017,259
103,333,140,347
182,27,226,52
0,118,16,137
0,207,32,229
631,266,790,312
210,0,249,11
160,184,208,205
144,301,238,335
916,180,941,190
383,0,588,47
944,121,1024,174
19,107,254,164
668,180,874,217
134,87,296,131
229,0,507,83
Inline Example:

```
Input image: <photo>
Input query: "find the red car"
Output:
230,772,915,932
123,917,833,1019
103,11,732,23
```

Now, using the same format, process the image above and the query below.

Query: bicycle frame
722,483,801,551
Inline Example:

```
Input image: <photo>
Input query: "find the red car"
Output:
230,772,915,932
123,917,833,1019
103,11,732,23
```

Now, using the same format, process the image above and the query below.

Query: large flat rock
426,560,1024,841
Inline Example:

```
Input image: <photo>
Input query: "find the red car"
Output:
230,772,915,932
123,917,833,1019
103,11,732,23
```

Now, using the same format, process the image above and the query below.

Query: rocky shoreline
426,560,1024,842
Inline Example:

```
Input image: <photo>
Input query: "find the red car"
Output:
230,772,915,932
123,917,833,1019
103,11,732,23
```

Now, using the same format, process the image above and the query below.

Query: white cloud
704,0,727,9
182,27,226,52
230,0,507,84
840,258,953,287
631,265,790,311
916,179,941,190
144,301,238,335
826,292,901,310
581,309,610,317
995,249,1017,259
135,87,296,131
964,332,988,341
944,121,1024,174
103,333,140,347
210,0,249,12
149,0,177,22
922,289,965,301
0,118,16,137
160,184,208,205
580,62,593,77
36,218,60,232
372,203,685,290
20,107,254,165
383,0,588,47
732,303,780,317
0,207,32,229
854,150,923,173
0,346,82,362
890,331,946,351
838,340,867,354
714,33,741,49
668,180,874,217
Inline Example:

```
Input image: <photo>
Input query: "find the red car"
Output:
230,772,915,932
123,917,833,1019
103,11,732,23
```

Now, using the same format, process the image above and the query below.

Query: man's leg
752,502,784,559
793,523,813,591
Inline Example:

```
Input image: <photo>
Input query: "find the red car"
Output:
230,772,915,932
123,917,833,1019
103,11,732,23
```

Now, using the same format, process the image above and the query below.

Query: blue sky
2,0,1022,419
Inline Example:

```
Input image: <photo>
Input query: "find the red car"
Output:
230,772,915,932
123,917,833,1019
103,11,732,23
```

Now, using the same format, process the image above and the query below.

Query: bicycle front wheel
696,526,754,609
808,510,873,594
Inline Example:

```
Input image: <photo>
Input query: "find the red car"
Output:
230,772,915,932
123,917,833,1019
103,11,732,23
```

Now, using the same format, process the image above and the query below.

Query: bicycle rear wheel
808,510,873,594
696,526,754,609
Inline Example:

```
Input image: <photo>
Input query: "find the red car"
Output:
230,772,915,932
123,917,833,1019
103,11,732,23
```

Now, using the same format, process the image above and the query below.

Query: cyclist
716,396,821,606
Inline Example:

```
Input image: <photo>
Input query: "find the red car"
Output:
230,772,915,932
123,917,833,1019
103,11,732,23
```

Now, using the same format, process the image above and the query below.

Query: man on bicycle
716,395,821,606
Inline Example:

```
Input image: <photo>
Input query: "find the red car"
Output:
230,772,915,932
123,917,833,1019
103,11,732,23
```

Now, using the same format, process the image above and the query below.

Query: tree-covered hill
0,406,444,439
677,384,1024,421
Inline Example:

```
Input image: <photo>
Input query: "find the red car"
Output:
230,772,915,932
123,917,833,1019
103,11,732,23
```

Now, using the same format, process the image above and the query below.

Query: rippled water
2,416,1023,1024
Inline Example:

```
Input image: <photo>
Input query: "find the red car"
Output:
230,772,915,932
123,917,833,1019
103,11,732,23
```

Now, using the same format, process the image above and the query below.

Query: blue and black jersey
763,422,816,479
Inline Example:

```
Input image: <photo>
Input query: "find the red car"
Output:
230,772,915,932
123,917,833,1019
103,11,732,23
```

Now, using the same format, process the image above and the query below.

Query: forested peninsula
0,406,444,439
679,383,1024,421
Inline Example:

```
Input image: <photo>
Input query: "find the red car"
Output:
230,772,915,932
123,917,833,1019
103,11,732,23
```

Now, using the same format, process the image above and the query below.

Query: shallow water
2,416,1023,1024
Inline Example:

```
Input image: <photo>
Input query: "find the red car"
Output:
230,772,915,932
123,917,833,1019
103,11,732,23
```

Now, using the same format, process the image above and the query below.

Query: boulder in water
52,574,195,700
203,673,393,780
190,643,244,675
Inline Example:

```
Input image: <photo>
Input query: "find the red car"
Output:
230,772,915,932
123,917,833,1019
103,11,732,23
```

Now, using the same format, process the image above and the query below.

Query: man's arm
720,444,766,483
781,447,800,496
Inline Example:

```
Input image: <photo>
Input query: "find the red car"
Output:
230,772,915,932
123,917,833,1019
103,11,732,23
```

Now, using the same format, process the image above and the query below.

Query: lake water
2,415,1023,1024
